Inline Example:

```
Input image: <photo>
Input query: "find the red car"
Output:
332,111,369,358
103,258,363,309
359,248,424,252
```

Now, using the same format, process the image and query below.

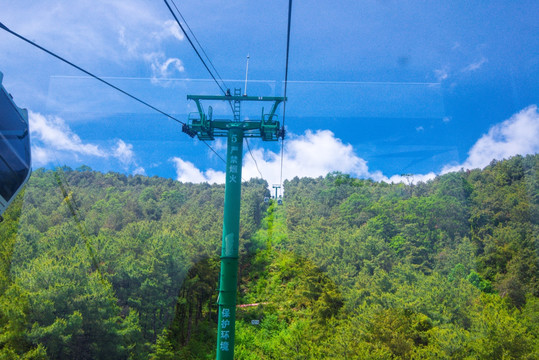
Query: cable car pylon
183,90,285,360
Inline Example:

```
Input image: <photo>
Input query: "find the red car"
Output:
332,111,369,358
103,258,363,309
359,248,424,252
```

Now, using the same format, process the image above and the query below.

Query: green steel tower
183,90,285,360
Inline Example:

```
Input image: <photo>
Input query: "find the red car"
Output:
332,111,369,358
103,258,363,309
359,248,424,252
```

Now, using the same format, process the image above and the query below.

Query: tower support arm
188,94,286,102
266,99,283,121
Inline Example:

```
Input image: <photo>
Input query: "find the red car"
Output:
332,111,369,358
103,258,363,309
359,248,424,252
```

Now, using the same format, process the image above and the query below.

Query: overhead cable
203,140,226,164
164,0,235,115
169,0,228,92
245,138,264,179
163,0,227,96
0,21,185,125
0,21,227,167
279,0,293,186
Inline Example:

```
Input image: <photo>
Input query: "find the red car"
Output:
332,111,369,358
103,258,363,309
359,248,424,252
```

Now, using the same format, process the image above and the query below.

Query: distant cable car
277,197,283,206
264,196,269,203
0,71,31,220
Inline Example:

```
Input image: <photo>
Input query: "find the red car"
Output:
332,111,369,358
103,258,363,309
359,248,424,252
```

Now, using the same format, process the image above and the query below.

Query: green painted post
183,93,285,358
216,126,244,360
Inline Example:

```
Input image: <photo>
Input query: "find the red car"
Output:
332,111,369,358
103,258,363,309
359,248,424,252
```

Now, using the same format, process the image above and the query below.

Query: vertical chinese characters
220,307,232,351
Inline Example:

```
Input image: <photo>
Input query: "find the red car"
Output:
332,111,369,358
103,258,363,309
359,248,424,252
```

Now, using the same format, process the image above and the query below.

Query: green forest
1,154,538,359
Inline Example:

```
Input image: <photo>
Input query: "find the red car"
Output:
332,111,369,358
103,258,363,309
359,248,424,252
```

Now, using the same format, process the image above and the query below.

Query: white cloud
442,105,539,173
386,172,437,184
2,1,186,78
462,57,487,73
171,157,225,184
242,130,383,186
29,104,539,187
144,52,185,81
434,57,487,82
112,139,140,170
256,129,374,180
158,58,185,76
160,20,184,42
112,11,186,76
172,130,386,185
434,68,449,82
133,166,147,176
29,111,144,174
110,139,145,173
239,130,434,185
30,111,105,159
118,26,139,57
171,106,539,186
213,138,227,151
31,145,55,167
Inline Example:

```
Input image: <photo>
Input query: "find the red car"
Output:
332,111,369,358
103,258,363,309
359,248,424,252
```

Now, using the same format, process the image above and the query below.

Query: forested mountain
1,154,538,359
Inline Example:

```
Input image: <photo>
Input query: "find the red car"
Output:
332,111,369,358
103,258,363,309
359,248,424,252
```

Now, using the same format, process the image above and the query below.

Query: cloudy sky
1,0,539,190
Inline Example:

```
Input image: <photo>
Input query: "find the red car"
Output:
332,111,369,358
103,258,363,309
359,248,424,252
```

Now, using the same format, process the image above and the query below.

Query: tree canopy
1,154,537,359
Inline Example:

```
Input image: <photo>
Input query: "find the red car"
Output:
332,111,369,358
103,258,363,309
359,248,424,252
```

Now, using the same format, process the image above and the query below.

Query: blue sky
1,0,539,189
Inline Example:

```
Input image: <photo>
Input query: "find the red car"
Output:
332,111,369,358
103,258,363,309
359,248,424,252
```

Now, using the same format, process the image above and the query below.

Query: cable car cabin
277,198,283,206
0,71,31,220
